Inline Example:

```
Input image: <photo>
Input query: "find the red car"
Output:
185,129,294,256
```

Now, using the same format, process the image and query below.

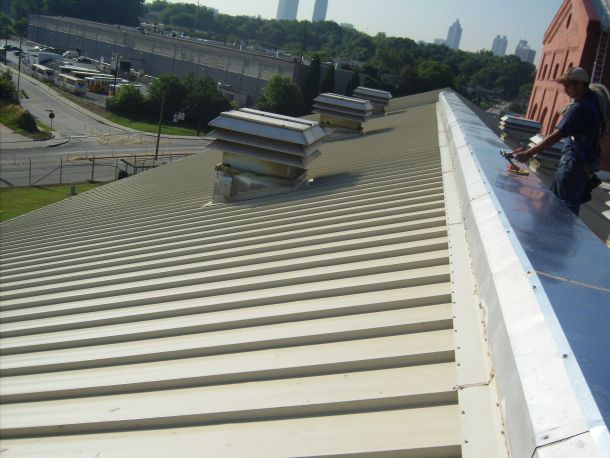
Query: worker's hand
513,147,530,163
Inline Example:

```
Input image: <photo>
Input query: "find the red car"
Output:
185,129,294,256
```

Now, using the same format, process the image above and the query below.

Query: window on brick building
551,112,560,130
540,107,549,127
532,103,539,118
542,64,548,79
566,14,572,28
553,64,560,79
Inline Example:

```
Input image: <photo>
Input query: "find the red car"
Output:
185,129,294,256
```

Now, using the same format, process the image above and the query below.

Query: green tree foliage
182,74,231,134
147,73,187,121
255,75,306,117
0,70,18,104
106,73,230,129
10,0,144,29
106,84,144,116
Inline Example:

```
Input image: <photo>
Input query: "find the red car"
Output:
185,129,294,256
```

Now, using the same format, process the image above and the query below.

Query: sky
166,0,565,64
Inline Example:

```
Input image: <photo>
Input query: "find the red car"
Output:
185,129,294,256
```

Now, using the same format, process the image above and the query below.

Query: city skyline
445,19,462,50
492,35,508,57
276,0,299,20
312,0,328,22
168,0,563,63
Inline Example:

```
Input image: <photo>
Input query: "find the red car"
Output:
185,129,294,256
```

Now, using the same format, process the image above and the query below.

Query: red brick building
527,0,609,169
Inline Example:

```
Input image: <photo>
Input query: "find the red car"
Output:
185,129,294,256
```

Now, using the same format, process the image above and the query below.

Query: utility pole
300,22,308,63
16,35,22,97
4,26,8,64
112,54,121,96
154,92,166,162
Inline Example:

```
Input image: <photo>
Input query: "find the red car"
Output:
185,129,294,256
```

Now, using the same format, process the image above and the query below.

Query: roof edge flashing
438,90,610,458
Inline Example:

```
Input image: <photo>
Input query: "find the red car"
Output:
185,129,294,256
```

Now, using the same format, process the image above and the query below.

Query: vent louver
208,108,329,203
499,115,541,146
352,87,393,115
313,93,373,131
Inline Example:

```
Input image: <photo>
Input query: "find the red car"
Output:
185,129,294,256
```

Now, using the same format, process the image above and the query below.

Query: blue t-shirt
557,90,602,165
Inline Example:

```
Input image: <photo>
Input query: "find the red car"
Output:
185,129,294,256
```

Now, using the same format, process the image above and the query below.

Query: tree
0,70,18,104
146,73,186,121
256,75,306,117
182,74,231,135
106,84,144,116
417,60,454,91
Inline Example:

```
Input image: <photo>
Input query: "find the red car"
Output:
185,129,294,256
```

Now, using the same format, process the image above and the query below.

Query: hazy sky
168,0,564,63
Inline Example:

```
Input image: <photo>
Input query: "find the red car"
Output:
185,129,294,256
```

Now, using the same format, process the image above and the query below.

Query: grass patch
0,182,103,222
0,103,52,139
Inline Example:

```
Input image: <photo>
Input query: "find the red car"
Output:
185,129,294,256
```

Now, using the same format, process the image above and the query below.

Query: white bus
31,64,55,80
56,73,87,95
85,75,116,94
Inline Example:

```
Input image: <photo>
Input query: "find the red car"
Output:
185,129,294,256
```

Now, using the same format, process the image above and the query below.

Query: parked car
76,56,93,64
13,50,25,56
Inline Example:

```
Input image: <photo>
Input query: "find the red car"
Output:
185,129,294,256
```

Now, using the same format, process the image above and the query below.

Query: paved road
1,43,213,186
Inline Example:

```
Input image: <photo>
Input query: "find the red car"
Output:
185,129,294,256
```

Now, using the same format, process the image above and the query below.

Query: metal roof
0,93,508,456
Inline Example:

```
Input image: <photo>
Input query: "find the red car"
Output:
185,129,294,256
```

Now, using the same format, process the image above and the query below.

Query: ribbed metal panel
0,95,502,457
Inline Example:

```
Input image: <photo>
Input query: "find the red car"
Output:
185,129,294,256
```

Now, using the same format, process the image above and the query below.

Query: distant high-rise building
491,35,508,56
340,23,354,29
434,38,446,45
276,0,299,20
312,0,328,22
514,39,536,64
445,19,462,50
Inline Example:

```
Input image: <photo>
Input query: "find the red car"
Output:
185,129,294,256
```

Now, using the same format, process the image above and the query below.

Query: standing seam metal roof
0,92,506,457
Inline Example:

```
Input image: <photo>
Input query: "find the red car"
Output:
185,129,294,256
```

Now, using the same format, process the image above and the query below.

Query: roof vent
352,87,393,115
499,115,541,147
313,93,373,131
527,133,565,172
208,108,329,203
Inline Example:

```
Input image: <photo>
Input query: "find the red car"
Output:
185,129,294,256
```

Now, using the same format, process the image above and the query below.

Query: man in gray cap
514,66,603,215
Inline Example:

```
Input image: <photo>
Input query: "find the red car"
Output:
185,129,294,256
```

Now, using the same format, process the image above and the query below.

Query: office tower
276,0,299,20
492,35,508,56
515,40,536,64
434,38,446,45
446,19,462,50
312,0,328,22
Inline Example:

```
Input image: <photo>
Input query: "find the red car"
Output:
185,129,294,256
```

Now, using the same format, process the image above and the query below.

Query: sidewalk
0,124,70,151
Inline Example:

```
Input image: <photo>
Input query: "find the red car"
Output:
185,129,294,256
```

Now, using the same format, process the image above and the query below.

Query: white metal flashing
438,91,608,458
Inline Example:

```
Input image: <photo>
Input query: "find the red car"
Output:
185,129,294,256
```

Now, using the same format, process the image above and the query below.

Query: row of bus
31,63,141,96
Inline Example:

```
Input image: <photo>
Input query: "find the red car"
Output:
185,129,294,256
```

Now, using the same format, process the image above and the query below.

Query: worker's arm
514,129,564,163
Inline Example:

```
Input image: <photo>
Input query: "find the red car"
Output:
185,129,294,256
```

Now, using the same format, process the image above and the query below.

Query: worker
514,67,604,215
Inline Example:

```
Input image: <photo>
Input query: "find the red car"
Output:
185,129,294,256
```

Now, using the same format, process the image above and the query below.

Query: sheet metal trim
439,91,610,458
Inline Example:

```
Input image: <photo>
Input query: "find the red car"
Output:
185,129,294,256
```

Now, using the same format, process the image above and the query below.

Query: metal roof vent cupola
352,87,393,115
208,108,330,203
313,93,374,131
